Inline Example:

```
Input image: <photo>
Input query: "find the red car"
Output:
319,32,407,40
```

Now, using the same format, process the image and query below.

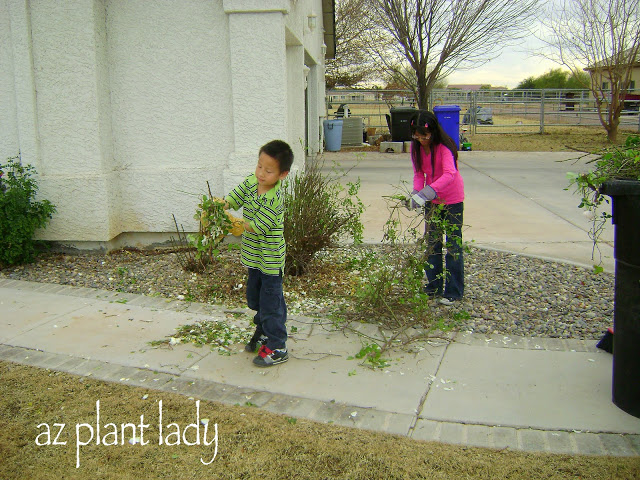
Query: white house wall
1,0,327,249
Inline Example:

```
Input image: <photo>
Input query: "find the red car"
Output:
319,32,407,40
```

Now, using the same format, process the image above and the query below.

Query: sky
445,41,560,89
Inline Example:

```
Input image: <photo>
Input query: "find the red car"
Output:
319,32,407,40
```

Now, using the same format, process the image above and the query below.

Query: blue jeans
246,268,287,350
424,202,464,300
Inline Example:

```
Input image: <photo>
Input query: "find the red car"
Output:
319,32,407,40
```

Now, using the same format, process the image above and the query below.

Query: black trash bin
388,107,417,142
600,179,640,418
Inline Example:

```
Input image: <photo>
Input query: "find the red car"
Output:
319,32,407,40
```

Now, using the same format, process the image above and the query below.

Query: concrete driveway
319,150,615,272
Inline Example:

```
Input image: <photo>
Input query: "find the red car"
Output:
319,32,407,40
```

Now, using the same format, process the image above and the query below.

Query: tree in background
383,63,448,94
539,0,640,142
325,0,382,88
516,68,590,89
366,0,542,108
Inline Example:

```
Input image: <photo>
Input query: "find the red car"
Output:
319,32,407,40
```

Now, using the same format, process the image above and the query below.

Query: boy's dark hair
260,140,294,172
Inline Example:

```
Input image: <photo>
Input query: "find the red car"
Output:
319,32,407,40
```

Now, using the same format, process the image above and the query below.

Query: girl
409,110,465,304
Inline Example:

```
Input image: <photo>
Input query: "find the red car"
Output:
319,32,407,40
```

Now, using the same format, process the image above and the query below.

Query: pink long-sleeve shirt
412,143,465,205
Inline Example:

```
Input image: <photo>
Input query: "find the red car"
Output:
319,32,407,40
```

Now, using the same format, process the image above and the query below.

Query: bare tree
325,0,383,88
539,0,640,142
368,0,542,108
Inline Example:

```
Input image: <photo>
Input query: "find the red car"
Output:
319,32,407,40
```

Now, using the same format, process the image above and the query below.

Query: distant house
0,0,334,250
583,49,640,110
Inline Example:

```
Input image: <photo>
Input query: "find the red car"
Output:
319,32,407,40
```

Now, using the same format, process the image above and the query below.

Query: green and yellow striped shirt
225,174,286,276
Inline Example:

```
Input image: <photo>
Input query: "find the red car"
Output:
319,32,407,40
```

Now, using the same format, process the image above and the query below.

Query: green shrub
283,160,364,276
567,134,640,267
352,192,461,330
0,156,56,265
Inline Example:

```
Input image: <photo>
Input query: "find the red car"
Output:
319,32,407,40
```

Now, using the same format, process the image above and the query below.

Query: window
630,80,636,90
602,81,609,90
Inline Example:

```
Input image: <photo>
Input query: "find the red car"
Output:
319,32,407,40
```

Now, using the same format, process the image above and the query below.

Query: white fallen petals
142,394,149,400
349,411,358,418
200,418,209,426
128,437,141,445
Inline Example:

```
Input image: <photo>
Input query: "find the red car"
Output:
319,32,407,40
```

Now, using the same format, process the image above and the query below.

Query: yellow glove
225,211,245,236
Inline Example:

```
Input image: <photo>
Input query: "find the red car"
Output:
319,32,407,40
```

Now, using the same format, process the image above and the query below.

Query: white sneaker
439,297,457,306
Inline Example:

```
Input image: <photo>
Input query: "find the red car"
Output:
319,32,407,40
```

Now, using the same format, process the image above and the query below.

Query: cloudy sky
445,39,560,89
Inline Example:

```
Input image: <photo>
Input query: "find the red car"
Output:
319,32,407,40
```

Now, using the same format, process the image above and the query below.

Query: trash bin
434,105,461,149
600,179,640,418
323,119,343,151
388,107,417,142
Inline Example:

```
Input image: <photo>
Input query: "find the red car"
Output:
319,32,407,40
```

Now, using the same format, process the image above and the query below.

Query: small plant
0,156,56,265
349,342,390,369
567,134,640,266
171,182,243,272
283,160,364,276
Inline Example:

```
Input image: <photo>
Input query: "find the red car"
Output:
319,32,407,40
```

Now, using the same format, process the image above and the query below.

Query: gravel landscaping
0,244,613,341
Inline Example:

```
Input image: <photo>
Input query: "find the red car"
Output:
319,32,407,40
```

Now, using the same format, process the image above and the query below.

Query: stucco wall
1,0,327,249
0,1,19,160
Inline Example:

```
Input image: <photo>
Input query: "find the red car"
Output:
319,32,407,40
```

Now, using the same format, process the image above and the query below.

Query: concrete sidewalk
2,278,639,456
1,151,637,457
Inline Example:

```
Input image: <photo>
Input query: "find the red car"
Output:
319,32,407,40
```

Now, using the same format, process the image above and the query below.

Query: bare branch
367,0,542,108
537,0,640,141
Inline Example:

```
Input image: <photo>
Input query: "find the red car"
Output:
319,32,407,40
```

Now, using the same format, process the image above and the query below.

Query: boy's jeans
424,202,464,300
246,268,287,350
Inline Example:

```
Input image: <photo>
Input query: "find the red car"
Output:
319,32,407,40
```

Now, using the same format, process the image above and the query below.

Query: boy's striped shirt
225,174,285,275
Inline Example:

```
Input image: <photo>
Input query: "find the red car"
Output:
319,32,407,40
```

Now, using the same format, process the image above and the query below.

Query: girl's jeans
246,267,287,350
424,202,464,300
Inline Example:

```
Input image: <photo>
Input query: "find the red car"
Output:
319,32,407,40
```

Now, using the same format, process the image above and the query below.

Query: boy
224,140,293,367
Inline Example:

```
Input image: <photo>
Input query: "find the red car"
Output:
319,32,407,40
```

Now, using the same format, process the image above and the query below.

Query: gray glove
411,185,437,207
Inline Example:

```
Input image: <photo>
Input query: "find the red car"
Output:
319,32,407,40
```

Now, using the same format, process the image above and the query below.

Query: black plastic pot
600,179,640,418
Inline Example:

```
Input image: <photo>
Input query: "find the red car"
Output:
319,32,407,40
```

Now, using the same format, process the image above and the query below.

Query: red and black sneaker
252,345,289,367
245,331,268,353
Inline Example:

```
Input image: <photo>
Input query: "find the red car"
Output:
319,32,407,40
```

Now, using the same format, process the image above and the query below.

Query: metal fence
326,88,640,138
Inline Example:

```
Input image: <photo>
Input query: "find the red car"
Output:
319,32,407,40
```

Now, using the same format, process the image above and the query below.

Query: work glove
411,186,437,207
405,190,421,210
225,211,245,236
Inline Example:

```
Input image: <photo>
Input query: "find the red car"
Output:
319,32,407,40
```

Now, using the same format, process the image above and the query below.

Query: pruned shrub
283,160,364,276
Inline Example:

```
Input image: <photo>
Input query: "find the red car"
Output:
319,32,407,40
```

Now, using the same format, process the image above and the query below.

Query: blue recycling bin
434,105,461,149
323,119,343,151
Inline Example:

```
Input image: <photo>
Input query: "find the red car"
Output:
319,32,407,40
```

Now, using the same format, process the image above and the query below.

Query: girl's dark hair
260,139,294,172
409,110,458,174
